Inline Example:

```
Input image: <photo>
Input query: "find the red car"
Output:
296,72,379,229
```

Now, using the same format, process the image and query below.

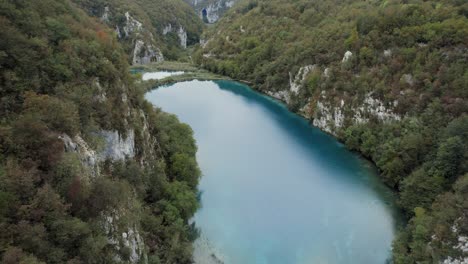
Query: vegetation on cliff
75,0,204,61
0,0,200,263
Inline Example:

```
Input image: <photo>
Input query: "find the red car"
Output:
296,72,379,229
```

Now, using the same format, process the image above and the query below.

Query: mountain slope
75,0,204,63
196,0,468,262
0,0,200,263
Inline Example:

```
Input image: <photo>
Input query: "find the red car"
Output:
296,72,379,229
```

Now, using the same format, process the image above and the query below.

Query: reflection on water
145,79,402,264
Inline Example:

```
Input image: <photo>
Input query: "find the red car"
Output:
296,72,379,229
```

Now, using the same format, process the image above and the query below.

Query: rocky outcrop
103,211,146,264
59,134,100,177
58,118,151,264
442,257,468,264
264,63,401,136
266,65,315,104
186,0,238,23
440,220,468,264
178,27,188,49
58,128,138,176
137,110,160,166
96,8,164,65
59,129,146,262
342,50,353,62
266,90,291,104
289,65,315,94
123,12,143,37
132,39,164,65
163,24,188,48
101,6,110,22
98,130,135,161
311,100,345,135
121,12,164,64
309,91,400,136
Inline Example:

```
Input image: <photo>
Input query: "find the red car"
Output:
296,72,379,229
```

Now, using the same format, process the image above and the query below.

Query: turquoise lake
145,79,401,264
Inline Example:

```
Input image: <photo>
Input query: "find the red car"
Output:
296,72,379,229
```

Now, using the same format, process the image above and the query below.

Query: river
145,78,401,264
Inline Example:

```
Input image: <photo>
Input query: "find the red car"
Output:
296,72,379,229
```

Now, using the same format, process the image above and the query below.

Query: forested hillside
196,0,468,262
0,0,201,263
75,0,204,62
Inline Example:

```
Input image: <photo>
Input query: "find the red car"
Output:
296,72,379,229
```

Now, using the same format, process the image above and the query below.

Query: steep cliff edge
0,1,200,263
195,0,468,262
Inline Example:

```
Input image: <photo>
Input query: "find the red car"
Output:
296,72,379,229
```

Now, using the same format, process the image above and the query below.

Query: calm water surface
145,79,401,264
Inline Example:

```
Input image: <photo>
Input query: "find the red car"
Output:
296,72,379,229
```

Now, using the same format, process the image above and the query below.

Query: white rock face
101,6,110,22
137,110,159,166
311,100,345,135
442,257,468,264
323,68,331,78
360,93,401,122
124,228,144,263
162,24,188,48
114,11,164,64
289,65,315,94
266,90,291,104
103,212,145,264
123,12,143,37
310,92,400,135
441,221,468,264
178,27,188,49
98,130,135,161
132,39,164,65
188,0,238,23
342,50,353,62
163,24,173,35
265,65,315,105
312,101,334,134
59,134,100,177
94,78,107,103
384,49,392,57
59,129,137,173
115,26,122,39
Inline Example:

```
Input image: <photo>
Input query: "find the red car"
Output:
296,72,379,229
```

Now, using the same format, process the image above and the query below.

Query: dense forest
0,0,201,263
196,0,467,262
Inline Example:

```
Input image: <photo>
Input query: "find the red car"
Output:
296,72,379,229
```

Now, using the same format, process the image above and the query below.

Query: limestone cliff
58,81,160,263
75,0,204,63
185,0,238,23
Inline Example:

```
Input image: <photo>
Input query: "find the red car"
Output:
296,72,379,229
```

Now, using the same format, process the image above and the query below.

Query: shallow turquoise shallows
145,79,401,264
